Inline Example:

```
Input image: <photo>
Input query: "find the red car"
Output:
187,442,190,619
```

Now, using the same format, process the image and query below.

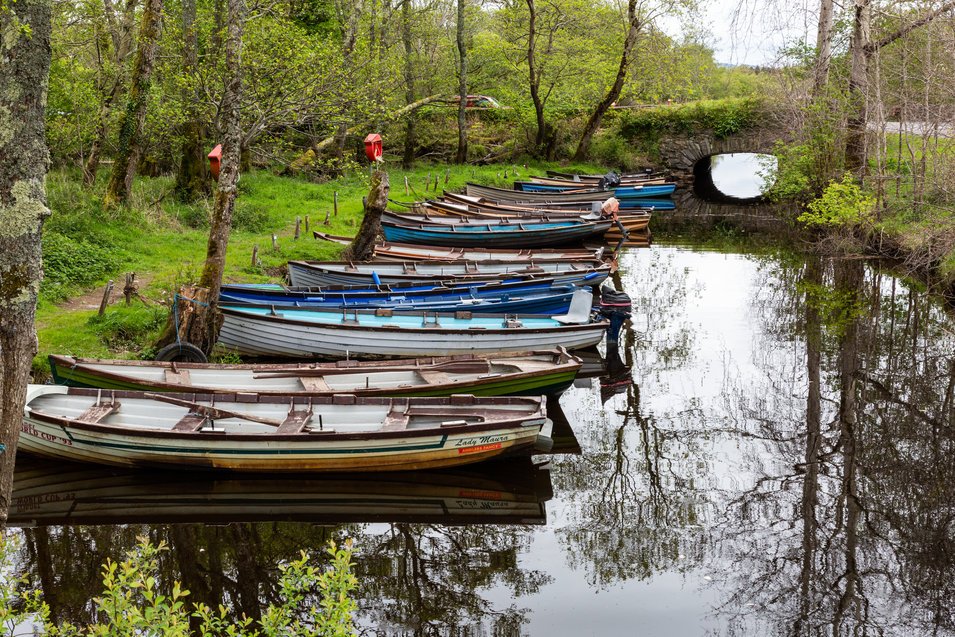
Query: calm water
8,242,955,636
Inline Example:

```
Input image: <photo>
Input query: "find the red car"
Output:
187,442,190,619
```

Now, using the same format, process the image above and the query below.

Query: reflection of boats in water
599,344,632,403
8,457,553,527
545,398,581,455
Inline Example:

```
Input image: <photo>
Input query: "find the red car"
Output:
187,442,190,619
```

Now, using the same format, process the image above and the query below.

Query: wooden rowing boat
381,215,612,247
217,289,608,358
312,232,606,261
414,202,651,233
464,183,671,210
19,386,551,472
7,456,553,526
443,190,675,211
287,259,610,288
514,181,677,197
220,280,580,314
528,175,671,187
49,349,582,397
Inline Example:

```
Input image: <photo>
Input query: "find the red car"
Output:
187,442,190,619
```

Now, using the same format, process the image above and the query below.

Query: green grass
34,160,607,375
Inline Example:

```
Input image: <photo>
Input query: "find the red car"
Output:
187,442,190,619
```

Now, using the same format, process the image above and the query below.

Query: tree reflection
714,256,955,636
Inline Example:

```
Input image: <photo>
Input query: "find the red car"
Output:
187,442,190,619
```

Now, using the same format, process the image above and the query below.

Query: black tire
154,342,208,363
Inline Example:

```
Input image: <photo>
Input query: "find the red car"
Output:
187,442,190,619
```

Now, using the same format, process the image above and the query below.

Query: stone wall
658,127,790,183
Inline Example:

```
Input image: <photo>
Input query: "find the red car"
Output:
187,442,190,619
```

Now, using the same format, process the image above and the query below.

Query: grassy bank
35,161,605,376
866,132,955,288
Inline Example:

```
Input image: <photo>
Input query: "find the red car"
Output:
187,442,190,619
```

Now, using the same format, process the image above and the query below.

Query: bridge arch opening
692,153,777,203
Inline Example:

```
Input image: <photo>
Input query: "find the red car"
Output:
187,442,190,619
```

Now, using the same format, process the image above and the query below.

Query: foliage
0,533,357,637
87,305,167,351
41,232,122,303
798,173,875,228
614,97,767,158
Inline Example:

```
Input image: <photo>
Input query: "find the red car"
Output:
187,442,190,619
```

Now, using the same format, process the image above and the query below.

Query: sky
661,0,818,66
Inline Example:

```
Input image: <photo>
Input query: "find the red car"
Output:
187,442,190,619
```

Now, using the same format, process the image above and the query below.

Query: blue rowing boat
381,217,611,247
219,279,583,314
514,181,677,198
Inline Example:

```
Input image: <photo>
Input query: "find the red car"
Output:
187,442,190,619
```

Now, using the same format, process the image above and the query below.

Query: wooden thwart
77,401,121,423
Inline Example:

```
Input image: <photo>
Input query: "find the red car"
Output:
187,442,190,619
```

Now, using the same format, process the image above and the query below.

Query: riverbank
34,162,605,376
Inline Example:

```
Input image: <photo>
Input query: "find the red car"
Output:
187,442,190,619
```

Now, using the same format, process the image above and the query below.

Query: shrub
41,232,122,302
87,305,167,350
0,533,358,637
798,173,875,228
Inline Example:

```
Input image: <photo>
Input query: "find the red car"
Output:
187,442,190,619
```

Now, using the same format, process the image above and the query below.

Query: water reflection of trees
716,257,955,636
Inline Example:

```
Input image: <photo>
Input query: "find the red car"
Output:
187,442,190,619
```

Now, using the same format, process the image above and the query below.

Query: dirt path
58,274,156,313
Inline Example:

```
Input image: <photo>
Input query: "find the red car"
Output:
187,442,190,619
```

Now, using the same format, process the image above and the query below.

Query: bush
87,305,167,350
41,232,122,302
0,533,358,637
798,173,875,228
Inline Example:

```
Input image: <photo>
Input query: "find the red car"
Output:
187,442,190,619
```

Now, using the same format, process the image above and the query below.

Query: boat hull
217,307,608,358
20,388,549,472
515,182,677,197
287,261,609,288
380,219,609,247
49,351,582,397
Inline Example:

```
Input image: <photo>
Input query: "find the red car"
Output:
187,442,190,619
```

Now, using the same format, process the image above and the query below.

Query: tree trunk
83,0,138,187
401,0,416,168
573,0,640,161
174,0,209,201
343,171,390,262
525,0,546,154
454,0,468,164
845,0,871,175
812,0,835,94
103,0,164,206
155,0,244,355
0,0,53,521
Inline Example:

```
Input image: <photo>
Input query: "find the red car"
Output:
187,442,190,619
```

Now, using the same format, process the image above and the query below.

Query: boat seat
553,288,594,325
382,409,410,431
172,413,207,432
77,400,121,423
163,369,191,386
417,370,454,385
299,376,331,392
277,409,313,434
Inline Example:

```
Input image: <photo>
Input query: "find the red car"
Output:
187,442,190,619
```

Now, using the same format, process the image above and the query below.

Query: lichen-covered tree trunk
174,0,209,201
83,0,139,187
812,0,835,94
401,0,416,168
573,0,640,161
0,0,53,521
343,171,389,262
155,0,244,354
844,0,871,175
525,0,546,154
454,0,468,164
103,0,164,206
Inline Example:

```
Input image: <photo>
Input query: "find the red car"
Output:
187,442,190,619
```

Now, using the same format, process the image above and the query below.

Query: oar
144,393,284,427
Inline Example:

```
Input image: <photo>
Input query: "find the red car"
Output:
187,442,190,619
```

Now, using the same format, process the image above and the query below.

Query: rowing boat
19,386,551,471
414,202,651,233
220,280,580,314
514,181,677,198
312,232,605,262
465,183,670,209
217,289,608,358
443,190,675,211
287,259,610,288
381,215,611,247
49,350,582,397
